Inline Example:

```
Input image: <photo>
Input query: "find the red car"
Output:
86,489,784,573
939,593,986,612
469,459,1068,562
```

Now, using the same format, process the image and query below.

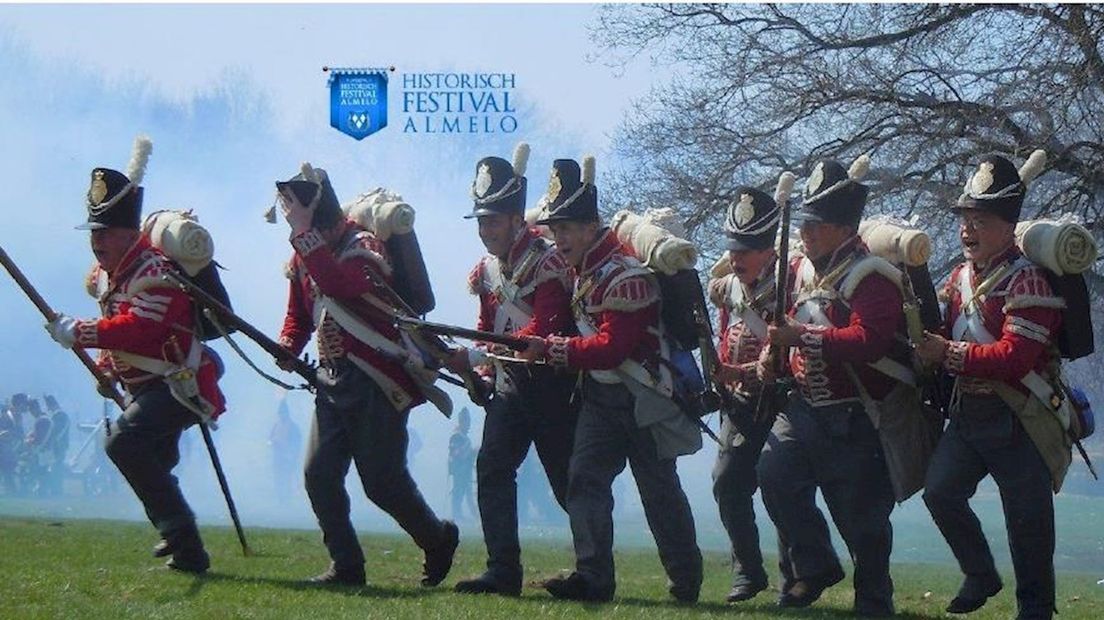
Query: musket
754,172,796,423
395,316,530,351
901,267,949,417
162,271,319,391
0,245,124,424
688,273,729,416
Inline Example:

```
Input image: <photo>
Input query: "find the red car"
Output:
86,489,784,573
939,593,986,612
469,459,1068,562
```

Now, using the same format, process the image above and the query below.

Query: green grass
1,517,1102,619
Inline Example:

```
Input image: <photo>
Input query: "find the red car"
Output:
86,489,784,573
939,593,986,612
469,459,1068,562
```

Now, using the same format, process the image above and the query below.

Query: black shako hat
954,150,1047,223
466,143,530,218
277,162,343,229
79,135,152,231
724,172,795,252
534,156,598,225
798,155,871,228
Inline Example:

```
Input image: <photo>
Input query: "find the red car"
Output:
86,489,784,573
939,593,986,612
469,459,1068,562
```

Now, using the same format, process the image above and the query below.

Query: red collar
577,228,623,278
503,226,541,269
812,235,864,274
971,243,1020,278
108,235,153,281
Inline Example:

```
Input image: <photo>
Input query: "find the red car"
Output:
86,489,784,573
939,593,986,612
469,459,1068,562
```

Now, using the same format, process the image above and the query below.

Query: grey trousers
105,381,200,544
712,410,773,589
476,368,578,587
758,395,895,614
305,362,446,570
567,378,702,599
923,394,1055,620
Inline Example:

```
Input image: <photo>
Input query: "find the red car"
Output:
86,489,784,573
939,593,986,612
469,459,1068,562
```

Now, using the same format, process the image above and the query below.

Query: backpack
142,210,235,341
344,190,435,315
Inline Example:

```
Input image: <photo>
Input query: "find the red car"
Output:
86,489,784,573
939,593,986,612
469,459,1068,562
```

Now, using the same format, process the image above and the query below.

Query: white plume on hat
1018,149,1047,185
126,135,153,185
848,153,871,181
300,162,323,184
581,155,596,185
512,142,530,177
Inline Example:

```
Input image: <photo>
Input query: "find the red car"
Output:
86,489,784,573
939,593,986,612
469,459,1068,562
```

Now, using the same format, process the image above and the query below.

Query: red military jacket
545,228,661,373
711,259,777,395
787,237,907,405
279,220,424,410
938,245,1063,394
467,226,573,339
77,236,225,416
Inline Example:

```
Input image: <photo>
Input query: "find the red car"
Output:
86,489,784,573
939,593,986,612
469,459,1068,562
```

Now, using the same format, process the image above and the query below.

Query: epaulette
708,274,735,309
838,254,903,300
593,261,659,313
529,246,571,292
123,249,178,297
940,264,966,304
84,264,106,299
467,259,486,296
1003,263,1066,313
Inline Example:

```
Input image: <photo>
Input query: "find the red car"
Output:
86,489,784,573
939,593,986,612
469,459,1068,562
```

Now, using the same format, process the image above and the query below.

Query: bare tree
592,3,1104,282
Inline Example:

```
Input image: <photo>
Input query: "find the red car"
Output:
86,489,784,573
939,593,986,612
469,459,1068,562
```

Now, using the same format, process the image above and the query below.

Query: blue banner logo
328,67,389,140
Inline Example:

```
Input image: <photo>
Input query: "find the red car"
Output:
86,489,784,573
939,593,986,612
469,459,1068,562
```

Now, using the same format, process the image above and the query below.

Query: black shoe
152,539,172,558
668,581,700,604
307,564,367,586
726,581,768,603
165,548,210,574
778,568,845,608
946,575,1002,614
421,521,459,587
454,573,521,597
543,572,612,603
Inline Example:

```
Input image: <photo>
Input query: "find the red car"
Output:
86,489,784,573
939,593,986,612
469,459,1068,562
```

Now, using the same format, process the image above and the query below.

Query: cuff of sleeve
944,340,968,373
291,230,326,255
278,335,298,353
75,320,99,348
547,335,571,369
798,323,826,349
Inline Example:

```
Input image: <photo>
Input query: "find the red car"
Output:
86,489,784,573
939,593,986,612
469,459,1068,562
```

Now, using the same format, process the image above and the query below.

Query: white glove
45,314,79,349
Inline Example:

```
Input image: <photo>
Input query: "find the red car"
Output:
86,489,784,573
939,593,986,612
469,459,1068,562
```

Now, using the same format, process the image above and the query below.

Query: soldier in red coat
520,157,703,603
917,152,1066,620
46,138,223,573
276,164,458,587
708,181,835,604
446,145,579,597
758,157,904,615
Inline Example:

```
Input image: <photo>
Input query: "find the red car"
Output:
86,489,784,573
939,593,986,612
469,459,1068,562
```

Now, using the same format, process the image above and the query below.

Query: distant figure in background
516,449,557,525
0,395,24,495
22,399,53,496
448,408,477,522
269,397,302,505
44,395,70,496
3,393,29,439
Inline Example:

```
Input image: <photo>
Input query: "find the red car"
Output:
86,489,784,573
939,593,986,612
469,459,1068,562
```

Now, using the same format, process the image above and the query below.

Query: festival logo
327,67,391,140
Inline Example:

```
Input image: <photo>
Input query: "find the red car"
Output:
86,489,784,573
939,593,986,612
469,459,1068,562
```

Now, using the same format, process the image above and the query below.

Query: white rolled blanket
142,210,213,276
1015,218,1098,275
858,217,932,267
610,209,697,275
344,188,416,241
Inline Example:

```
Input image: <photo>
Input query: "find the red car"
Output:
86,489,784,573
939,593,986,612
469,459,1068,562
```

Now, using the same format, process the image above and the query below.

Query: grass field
2,517,1102,619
